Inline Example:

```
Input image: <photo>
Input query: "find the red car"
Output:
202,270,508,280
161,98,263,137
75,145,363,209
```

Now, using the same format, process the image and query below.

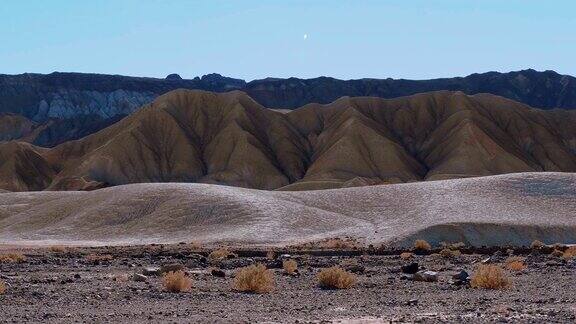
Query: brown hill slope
0,90,575,191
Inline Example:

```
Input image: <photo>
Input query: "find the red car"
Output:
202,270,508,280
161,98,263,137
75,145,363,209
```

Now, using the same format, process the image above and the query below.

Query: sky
1,0,575,81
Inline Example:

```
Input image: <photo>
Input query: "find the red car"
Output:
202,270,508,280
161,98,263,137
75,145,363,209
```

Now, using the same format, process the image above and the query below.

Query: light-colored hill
1,172,574,247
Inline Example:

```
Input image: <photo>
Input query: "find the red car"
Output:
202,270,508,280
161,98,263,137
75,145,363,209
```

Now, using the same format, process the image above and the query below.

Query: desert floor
1,244,575,323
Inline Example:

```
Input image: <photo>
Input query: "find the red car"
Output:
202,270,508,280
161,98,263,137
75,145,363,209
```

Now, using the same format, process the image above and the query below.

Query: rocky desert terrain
1,243,575,323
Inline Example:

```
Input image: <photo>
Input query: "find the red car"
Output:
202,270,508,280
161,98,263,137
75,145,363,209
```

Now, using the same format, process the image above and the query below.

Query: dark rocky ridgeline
0,69,575,146
243,69,576,109
0,72,246,146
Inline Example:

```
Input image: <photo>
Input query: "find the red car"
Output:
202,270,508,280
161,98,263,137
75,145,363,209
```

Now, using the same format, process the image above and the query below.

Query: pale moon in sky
303,34,308,40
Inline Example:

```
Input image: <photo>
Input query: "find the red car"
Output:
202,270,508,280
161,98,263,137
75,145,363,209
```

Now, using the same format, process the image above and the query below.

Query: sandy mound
1,172,574,247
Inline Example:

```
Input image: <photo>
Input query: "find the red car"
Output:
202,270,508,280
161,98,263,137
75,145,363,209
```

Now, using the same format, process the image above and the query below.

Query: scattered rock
132,273,148,282
401,263,419,274
211,269,226,278
266,259,283,269
159,264,185,274
406,299,418,306
74,273,81,279
452,270,469,281
142,267,160,276
343,264,365,274
414,270,438,282
450,270,470,285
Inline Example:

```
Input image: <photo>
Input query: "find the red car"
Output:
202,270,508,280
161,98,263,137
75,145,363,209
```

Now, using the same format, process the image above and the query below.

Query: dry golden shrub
319,238,358,250
283,259,298,275
85,254,113,263
188,242,202,251
400,252,413,260
162,271,192,293
505,257,526,271
208,248,236,261
530,240,545,249
471,265,510,289
0,253,26,263
439,248,461,258
562,246,576,259
233,264,275,293
0,280,5,294
49,246,67,253
414,239,432,251
266,250,275,260
317,266,356,289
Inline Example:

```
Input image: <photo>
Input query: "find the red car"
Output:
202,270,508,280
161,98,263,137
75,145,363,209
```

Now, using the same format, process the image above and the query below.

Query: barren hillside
1,89,575,191
0,173,574,247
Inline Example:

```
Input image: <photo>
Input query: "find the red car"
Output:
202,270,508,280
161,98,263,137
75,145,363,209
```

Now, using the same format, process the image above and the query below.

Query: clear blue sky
1,0,575,81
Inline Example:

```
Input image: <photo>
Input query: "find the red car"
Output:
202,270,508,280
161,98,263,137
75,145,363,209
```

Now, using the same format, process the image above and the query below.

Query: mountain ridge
0,89,575,192
1,69,575,147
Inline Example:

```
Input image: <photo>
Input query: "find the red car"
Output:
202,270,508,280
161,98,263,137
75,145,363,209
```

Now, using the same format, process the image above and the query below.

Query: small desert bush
0,253,26,263
439,248,461,258
562,246,576,259
208,248,236,262
266,250,275,260
319,238,359,250
505,257,526,271
49,246,67,253
400,252,413,260
317,266,356,289
162,271,192,293
530,240,545,249
440,241,466,250
470,265,510,289
188,242,202,251
233,264,275,293
84,254,113,264
0,280,5,294
283,259,298,275
414,239,431,251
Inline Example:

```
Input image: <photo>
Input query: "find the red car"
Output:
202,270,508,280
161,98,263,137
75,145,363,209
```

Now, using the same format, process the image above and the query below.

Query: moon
303,34,308,40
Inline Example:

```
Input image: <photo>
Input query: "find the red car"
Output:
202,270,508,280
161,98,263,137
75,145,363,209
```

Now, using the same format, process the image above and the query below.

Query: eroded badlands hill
0,90,575,191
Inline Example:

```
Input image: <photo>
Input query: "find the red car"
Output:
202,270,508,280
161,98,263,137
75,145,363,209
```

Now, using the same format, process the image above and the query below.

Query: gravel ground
1,245,576,323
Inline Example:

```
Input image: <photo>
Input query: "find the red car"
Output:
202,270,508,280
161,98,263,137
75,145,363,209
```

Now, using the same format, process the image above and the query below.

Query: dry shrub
208,248,236,262
317,266,356,289
283,259,298,275
562,246,576,259
188,242,202,251
0,280,5,294
49,246,67,253
0,253,26,263
233,264,275,293
162,271,192,293
414,239,432,251
400,252,413,260
439,248,461,258
505,257,526,271
266,250,275,260
551,249,564,258
471,265,510,289
530,240,545,249
319,238,359,250
85,254,113,264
